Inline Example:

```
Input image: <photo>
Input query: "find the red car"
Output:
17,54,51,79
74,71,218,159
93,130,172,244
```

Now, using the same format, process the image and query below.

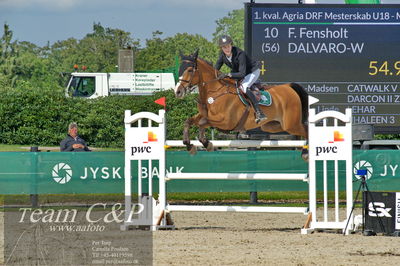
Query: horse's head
174,50,200,98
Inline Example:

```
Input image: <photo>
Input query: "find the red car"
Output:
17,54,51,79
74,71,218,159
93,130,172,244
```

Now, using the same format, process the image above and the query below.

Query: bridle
178,57,236,98
178,59,198,93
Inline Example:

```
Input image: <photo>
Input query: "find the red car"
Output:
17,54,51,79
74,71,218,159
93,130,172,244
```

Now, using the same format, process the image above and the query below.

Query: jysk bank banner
354,150,400,191
0,150,399,194
0,152,125,194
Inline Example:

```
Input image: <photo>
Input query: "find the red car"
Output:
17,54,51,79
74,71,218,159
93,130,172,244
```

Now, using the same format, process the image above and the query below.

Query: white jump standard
122,97,354,234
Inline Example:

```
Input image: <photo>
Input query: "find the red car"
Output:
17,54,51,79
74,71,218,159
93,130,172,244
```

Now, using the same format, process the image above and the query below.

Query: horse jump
122,100,354,234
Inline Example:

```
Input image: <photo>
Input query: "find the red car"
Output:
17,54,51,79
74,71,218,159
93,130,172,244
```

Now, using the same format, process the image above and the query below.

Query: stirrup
255,112,267,124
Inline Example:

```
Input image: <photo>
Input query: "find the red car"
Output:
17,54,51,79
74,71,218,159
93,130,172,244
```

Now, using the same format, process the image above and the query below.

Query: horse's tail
289,83,308,124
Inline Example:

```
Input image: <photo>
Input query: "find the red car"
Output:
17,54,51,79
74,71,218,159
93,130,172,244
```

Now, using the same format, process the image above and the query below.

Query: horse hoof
188,145,197,155
301,149,309,162
206,142,214,152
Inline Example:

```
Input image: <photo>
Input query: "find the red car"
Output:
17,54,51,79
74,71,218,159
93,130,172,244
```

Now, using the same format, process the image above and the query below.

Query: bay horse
174,50,309,159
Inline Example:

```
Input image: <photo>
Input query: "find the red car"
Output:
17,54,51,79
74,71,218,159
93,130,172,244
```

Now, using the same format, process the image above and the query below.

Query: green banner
0,152,124,194
0,150,399,194
166,150,308,193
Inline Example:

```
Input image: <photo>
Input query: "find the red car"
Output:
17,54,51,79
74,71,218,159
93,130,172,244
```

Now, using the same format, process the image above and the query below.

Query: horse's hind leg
281,111,309,161
280,103,307,138
260,121,283,133
199,127,214,152
286,123,309,162
301,124,309,161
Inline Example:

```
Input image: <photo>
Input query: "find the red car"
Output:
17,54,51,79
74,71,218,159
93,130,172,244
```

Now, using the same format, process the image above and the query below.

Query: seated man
60,122,91,152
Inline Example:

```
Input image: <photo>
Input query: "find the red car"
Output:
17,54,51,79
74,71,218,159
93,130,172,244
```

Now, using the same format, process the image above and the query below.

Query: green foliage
0,84,200,147
0,84,67,145
49,22,140,77
213,9,245,49
375,134,400,140
135,32,218,72
0,23,18,87
1,25,60,88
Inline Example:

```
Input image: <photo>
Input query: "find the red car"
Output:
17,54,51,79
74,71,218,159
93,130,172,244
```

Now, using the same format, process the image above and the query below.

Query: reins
179,56,252,131
180,58,239,106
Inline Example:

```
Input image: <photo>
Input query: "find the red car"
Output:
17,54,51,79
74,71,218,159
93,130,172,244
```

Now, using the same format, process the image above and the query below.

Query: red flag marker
154,97,166,110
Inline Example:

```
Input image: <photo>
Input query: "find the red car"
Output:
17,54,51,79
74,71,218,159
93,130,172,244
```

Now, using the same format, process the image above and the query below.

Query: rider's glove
218,73,230,79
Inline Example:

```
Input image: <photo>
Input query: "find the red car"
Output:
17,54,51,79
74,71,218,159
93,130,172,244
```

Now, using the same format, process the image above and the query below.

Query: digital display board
245,3,400,133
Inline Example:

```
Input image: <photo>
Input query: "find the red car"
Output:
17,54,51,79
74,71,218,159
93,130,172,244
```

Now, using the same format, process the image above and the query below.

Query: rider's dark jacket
214,46,259,80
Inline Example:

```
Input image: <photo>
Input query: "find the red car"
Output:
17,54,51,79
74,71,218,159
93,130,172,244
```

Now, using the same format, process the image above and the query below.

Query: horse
174,50,309,159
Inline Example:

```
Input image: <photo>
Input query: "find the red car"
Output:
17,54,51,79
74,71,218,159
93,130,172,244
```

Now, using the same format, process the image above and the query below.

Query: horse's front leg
301,145,309,162
183,114,202,155
199,126,214,152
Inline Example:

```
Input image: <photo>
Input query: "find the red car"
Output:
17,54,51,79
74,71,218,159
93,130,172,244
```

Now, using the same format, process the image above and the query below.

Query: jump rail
165,140,307,148
166,205,307,213
165,173,308,181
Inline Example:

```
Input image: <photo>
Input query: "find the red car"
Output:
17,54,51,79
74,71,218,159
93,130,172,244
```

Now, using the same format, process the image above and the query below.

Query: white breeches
240,69,260,93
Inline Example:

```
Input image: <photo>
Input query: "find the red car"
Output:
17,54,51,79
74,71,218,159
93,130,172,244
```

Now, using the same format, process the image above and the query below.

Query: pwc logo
316,130,344,156
330,131,344,143
145,131,158,143
131,131,158,156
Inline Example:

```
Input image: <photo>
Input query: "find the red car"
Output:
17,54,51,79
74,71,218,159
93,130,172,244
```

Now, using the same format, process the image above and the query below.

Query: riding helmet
218,35,233,46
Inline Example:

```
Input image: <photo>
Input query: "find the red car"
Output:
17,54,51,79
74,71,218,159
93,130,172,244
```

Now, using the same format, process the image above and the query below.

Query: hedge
0,85,202,148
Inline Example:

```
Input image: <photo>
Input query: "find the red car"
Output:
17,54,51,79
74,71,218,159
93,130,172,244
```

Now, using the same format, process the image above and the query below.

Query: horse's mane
196,57,238,86
197,57,220,73
198,57,214,68
181,53,215,70
181,53,234,86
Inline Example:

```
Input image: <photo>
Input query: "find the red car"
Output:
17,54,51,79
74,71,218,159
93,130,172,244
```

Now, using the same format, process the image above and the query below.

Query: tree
213,9,244,49
49,23,140,78
0,23,18,87
0,24,61,89
135,32,217,72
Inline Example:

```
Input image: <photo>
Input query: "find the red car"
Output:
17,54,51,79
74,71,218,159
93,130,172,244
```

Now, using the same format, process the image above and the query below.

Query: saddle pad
237,87,250,106
259,90,272,106
237,87,272,107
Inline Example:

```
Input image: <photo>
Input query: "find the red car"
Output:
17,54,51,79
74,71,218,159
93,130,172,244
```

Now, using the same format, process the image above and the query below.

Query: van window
68,76,96,97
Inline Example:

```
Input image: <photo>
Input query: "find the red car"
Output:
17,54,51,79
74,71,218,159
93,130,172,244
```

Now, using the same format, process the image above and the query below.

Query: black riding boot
245,89,267,123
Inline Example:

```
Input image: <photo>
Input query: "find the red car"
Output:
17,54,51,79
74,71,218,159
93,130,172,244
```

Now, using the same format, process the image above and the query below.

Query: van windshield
68,76,96,97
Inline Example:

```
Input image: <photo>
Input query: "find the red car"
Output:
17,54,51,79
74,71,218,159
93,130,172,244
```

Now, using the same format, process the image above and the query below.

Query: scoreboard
245,3,400,133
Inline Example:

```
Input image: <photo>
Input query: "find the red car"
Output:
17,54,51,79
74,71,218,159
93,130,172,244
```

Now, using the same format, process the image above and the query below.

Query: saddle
236,81,272,107
219,81,272,133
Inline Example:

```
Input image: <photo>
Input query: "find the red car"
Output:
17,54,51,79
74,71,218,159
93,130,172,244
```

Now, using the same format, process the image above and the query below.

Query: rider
214,35,267,124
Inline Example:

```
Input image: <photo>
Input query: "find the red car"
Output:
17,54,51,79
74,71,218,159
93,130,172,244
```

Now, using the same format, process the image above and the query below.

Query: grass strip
0,191,352,205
